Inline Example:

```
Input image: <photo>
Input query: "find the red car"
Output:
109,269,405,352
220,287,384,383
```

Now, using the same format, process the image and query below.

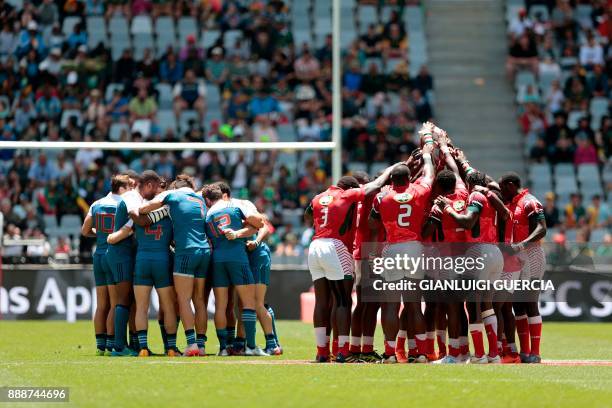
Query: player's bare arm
438,195,479,229
81,214,96,238
511,216,547,252
420,139,436,187
363,162,402,196
247,221,271,251
138,197,164,214
107,224,133,245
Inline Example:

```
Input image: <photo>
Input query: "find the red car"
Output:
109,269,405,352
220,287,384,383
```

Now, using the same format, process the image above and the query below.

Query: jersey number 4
145,225,163,240
397,204,412,227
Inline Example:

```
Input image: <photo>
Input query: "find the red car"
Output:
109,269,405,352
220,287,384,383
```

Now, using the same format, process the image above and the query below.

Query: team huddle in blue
81,171,281,358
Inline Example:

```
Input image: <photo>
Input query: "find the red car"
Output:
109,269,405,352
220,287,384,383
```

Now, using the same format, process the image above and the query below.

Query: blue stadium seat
109,123,129,142
554,163,575,178
575,5,594,29
277,124,296,142
131,15,153,35
567,110,587,129
177,16,198,45
157,109,177,133
87,16,107,48
591,228,607,243
105,83,123,102
514,70,536,91
179,110,199,130
156,83,173,110
348,162,368,174
133,34,154,60
155,16,176,51
223,30,241,50
62,16,81,37
529,5,549,21
358,5,377,31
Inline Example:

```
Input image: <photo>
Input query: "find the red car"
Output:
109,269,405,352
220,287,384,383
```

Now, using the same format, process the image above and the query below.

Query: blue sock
137,330,148,349
266,304,280,346
159,320,168,351
226,326,235,345
130,331,140,351
216,328,228,351
114,305,129,351
185,329,196,346
265,333,277,350
96,333,106,351
106,334,114,351
243,309,257,349
167,332,177,349
233,337,245,351
196,333,207,349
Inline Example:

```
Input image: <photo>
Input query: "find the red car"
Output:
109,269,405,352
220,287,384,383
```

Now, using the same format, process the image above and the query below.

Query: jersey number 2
397,204,412,227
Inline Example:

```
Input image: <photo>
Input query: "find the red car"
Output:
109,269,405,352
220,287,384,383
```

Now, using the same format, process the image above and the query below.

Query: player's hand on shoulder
246,240,259,251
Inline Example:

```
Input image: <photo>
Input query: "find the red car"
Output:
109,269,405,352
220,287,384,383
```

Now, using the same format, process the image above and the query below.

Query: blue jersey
135,215,173,261
88,193,123,255
161,188,210,255
206,201,249,263
106,199,135,261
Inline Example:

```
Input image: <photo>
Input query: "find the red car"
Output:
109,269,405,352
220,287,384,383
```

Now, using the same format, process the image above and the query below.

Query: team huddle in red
305,122,548,364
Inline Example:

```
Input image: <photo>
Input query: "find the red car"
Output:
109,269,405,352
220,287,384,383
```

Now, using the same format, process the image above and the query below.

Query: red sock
528,316,542,356
502,337,509,354
485,323,499,357
317,345,329,357
384,340,395,356
460,344,469,356
515,316,531,354
396,335,406,352
426,337,435,355
469,324,485,358
332,338,339,355
407,339,417,356
362,344,373,353
448,339,460,358
436,331,447,356
350,344,361,354
415,335,428,355
341,341,350,356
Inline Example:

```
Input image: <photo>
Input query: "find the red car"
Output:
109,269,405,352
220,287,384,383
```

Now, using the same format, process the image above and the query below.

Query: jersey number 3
397,204,412,227
320,207,329,227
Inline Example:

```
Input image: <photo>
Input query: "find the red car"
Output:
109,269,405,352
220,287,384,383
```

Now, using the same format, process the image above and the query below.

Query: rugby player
202,184,269,356
215,181,281,355
81,174,130,355
305,163,400,363
139,174,211,357
369,128,436,364
499,173,547,363
436,169,508,363
106,171,162,356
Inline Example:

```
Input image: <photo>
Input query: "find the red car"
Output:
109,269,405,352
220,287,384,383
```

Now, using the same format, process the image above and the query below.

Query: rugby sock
362,336,374,353
502,335,510,354
233,337,246,351
338,335,350,356
448,338,460,358
159,320,168,351
216,328,228,351
265,333,277,350
384,340,396,356
459,336,469,356
408,338,418,356
96,334,106,351
426,331,435,355
243,309,257,349
266,304,280,345
137,330,148,349
469,323,485,358
415,333,428,355
509,342,518,353
185,328,196,346
515,315,531,354
396,330,407,353
436,329,447,355
106,335,114,352
528,315,542,356
226,327,235,346
114,304,129,351
167,332,177,349
350,336,361,354
483,311,499,357
197,333,207,349
130,331,140,351
315,326,329,356
332,338,339,356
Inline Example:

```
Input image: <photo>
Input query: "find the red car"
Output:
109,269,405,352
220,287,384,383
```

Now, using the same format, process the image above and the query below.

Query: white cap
27,21,38,31
67,71,78,85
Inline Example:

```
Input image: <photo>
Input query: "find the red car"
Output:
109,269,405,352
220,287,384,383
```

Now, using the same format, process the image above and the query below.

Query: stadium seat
554,163,575,178
87,17,107,48
202,29,221,49
43,215,58,236
293,30,311,48
405,6,424,29
567,110,588,129
555,175,578,195
564,228,577,242
514,71,536,91
370,162,388,175
348,162,368,174
105,83,123,102
62,16,81,37
575,5,594,29
59,215,82,233
157,109,177,133
529,5,549,21
109,16,129,39
529,162,552,185
591,228,607,243
577,164,600,183
277,124,296,142
131,15,153,35
538,70,559,95
589,97,609,128
156,83,174,110
364,57,383,72
358,5,377,31
133,34,154,60
109,123,129,142
60,109,82,128
155,16,176,51
223,30,241,50
177,16,198,45
179,110,199,130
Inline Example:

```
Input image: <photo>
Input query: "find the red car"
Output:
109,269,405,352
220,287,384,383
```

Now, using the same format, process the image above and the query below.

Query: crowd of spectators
0,0,433,261
507,0,610,166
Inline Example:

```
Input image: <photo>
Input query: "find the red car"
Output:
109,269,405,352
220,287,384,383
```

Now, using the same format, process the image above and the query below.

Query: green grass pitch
1,321,611,407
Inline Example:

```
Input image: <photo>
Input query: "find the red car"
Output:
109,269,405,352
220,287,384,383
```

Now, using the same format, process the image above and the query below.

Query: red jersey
440,184,469,243
467,190,498,243
353,193,374,260
502,206,521,272
372,178,432,243
509,189,545,243
311,185,365,250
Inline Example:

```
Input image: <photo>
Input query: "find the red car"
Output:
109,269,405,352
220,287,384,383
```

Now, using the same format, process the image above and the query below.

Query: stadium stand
0,0,432,263
506,0,610,240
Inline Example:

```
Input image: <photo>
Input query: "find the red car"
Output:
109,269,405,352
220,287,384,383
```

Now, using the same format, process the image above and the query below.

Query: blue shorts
212,262,254,288
249,246,271,286
109,258,134,284
174,248,211,279
134,258,172,288
93,253,112,286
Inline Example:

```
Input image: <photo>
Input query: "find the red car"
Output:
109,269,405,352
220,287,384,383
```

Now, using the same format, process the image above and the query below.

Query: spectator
564,193,587,228
587,194,610,229
179,34,204,62
507,33,538,79
412,89,432,123
248,77,279,118
35,84,62,121
579,32,604,69
509,8,533,38
129,87,157,124
37,0,59,28
16,20,45,58
360,24,382,57
206,47,228,90
543,192,561,228
39,47,62,76
172,68,206,124
294,46,320,82
26,228,50,257
55,236,71,254
252,115,278,143
159,48,184,84
75,135,103,169
530,137,548,162
66,22,87,52
27,153,58,184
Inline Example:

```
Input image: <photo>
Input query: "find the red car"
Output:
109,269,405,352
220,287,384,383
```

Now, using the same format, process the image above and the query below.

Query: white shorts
465,243,504,281
518,245,546,280
308,238,354,282
381,241,425,281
